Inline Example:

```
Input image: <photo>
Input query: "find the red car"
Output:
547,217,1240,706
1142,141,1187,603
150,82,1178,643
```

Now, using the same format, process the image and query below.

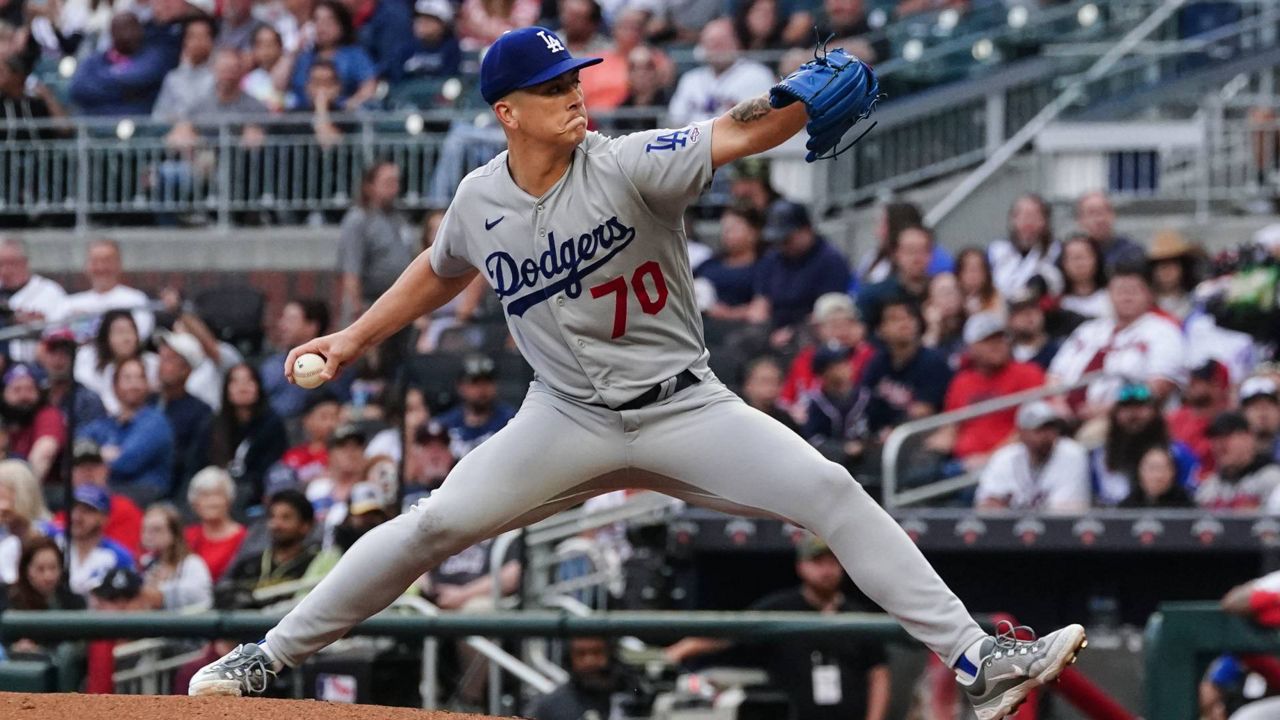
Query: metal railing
881,371,1109,511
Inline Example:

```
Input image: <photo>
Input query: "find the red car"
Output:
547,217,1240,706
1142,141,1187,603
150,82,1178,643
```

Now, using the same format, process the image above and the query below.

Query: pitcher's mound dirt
0,692,509,720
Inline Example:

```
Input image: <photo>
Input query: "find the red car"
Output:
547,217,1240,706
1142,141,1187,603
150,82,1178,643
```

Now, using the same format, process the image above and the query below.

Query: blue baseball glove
769,47,882,162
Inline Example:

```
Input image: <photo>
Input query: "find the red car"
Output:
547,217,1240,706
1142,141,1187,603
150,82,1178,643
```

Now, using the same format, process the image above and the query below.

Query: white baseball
293,353,327,389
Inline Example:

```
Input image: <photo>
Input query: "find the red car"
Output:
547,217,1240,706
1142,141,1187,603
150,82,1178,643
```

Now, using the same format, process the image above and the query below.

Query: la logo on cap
537,30,565,53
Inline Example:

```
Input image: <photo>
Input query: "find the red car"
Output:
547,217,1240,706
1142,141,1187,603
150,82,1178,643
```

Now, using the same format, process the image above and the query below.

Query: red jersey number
589,261,670,339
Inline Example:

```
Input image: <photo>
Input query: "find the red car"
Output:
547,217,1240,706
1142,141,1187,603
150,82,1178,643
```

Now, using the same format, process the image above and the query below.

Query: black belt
614,370,700,411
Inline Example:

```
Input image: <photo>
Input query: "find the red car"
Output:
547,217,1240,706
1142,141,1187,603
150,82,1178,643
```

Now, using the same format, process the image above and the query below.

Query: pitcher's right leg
190,386,626,695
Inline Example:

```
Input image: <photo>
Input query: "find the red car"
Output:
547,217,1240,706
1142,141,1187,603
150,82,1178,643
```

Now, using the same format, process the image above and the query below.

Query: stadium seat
193,285,266,357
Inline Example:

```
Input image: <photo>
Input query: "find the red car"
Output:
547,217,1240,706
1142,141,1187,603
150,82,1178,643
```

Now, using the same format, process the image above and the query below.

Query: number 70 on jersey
589,261,670,339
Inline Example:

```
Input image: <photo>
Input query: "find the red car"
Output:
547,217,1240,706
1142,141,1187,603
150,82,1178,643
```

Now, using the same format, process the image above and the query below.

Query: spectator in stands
84,569,150,692
741,356,800,433
1119,446,1194,508
242,26,289,112
78,357,174,506
696,201,763,320
218,0,263,51
344,0,414,81
1049,259,1186,417
456,0,539,51
262,300,350,419
558,0,626,110
932,313,1046,470
262,0,316,53
184,466,246,582
61,485,135,598
666,534,890,720
1242,376,1280,462
289,0,377,109
155,331,213,491
734,0,785,50
990,194,1062,298
0,55,66,144
297,481,390,594
975,401,1089,513
921,272,966,368
152,16,217,124
1074,190,1142,270
282,391,340,485
0,460,48,583
856,201,951,290
1006,286,1061,370
613,45,673,132
68,440,143,558
1199,412,1280,511
74,309,159,416
1,363,65,482
954,247,1001,316
667,19,774,127
405,419,454,497
138,502,212,610
339,161,413,322
189,48,271,122
367,385,427,462
0,237,66,363
859,297,952,438
1147,229,1201,322
1089,383,1199,507
397,0,461,80
7,536,83,612
728,157,778,215
1168,359,1231,474
209,363,288,510
811,0,888,62
438,355,516,459
304,423,366,545
215,488,317,609
781,293,874,411
644,0,724,45
800,345,868,469
68,14,162,116
748,200,852,333
856,225,932,328
529,637,634,720
1057,233,1111,321
38,330,107,429
61,238,153,343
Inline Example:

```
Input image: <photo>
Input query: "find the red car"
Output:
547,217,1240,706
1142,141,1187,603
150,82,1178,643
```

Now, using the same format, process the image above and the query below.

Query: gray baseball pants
265,379,987,667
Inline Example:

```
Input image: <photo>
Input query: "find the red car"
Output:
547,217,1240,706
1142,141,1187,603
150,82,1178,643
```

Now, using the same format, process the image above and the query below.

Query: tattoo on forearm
728,96,772,123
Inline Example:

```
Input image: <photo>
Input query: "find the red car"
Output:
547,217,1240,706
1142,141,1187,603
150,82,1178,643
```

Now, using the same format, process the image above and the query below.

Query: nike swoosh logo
485,216,504,230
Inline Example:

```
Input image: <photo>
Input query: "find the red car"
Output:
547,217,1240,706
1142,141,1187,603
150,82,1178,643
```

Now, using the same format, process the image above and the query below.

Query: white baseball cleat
188,643,277,697
962,621,1088,720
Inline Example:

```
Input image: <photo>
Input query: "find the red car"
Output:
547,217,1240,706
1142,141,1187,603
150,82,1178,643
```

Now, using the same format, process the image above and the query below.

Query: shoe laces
221,644,276,694
986,620,1042,662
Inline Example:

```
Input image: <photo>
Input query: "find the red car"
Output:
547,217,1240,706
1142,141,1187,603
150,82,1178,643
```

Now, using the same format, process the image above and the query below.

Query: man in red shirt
931,312,1046,470
1,363,66,482
780,292,876,412
1167,359,1231,476
53,439,144,558
281,392,341,485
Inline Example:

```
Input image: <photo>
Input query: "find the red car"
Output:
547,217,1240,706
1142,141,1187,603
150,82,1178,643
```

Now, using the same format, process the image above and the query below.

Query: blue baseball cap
480,27,602,105
73,484,111,514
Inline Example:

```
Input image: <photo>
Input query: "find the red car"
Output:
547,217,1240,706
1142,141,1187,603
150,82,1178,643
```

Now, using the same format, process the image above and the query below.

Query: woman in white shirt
138,503,213,611
1057,234,1112,320
989,194,1062,297
74,309,160,415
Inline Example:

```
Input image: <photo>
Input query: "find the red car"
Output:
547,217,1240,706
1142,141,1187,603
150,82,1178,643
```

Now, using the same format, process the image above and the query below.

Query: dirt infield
0,692,508,720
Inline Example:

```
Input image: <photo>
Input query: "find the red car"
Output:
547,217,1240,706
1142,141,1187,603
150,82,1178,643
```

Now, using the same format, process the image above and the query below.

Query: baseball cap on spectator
811,344,852,375
1190,359,1230,390
813,293,858,323
302,388,341,415
480,27,603,105
461,354,496,381
155,330,204,370
4,362,47,389
73,438,104,465
414,0,454,22
1006,285,1042,310
264,462,300,497
1016,401,1061,431
963,311,1006,345
330,424,367,448
92,567,143,602
415,420,450,446
1116,383,1153,405
795,533,833,561
348,482,388,516
1147,229,1196,262
41,329,78,352
73,484,111,513
1207,411,1251,438
762,200,811,243
182,0,215,16
1242,377,1279,405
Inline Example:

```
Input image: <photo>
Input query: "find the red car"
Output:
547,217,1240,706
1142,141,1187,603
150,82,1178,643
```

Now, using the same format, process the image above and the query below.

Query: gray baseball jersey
430,120,717,407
